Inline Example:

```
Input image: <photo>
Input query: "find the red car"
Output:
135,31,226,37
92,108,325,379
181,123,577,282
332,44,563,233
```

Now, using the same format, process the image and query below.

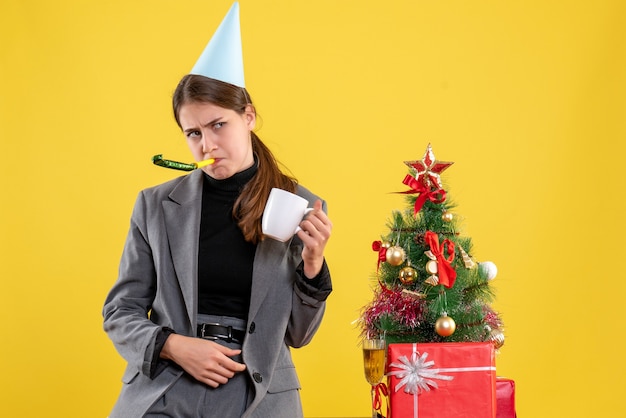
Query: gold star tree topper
404,144,454,189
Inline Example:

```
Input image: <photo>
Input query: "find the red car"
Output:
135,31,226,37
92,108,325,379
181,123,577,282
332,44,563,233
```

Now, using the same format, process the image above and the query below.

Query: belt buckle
200,322,233,342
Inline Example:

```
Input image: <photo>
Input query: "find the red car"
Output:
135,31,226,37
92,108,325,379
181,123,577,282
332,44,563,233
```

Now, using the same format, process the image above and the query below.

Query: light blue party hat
190,2,245,87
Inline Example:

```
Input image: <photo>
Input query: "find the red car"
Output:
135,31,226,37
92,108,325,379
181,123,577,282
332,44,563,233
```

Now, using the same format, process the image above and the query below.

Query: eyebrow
183,117,224,134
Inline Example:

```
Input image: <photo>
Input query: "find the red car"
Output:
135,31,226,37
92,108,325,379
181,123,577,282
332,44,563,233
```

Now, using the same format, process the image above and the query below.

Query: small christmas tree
360,144,504,348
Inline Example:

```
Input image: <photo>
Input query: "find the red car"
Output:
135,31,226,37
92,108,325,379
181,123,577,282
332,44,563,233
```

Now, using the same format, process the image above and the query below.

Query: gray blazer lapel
162,170,203,329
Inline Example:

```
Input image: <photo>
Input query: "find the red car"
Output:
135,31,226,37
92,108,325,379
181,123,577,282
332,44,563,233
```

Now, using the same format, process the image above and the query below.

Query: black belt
197,323,245,344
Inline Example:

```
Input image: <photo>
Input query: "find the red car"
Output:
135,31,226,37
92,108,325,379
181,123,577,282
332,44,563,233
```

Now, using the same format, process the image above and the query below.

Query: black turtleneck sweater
198,164,258,319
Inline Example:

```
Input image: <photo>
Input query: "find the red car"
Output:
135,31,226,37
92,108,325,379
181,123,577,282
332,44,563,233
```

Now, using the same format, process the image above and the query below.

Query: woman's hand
160,334,246,388
296,199,333,279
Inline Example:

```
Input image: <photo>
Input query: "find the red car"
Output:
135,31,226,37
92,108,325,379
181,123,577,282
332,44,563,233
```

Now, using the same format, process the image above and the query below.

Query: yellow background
2,0,625,417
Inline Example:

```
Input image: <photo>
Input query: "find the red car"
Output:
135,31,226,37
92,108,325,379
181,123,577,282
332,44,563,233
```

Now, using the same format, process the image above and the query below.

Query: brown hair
173,74,297,243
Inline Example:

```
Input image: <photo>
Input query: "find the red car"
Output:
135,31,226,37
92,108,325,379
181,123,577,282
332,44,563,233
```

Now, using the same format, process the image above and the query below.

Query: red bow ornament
372,240,388,271
401,174,447,215
424,231,457,288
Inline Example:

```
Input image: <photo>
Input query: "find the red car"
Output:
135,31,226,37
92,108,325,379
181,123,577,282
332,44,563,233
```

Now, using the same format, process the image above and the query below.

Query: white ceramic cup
262,188,313,242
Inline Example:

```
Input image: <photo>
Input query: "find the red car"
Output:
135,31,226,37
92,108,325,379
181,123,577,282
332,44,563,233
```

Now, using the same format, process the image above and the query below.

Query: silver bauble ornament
478,261,498,280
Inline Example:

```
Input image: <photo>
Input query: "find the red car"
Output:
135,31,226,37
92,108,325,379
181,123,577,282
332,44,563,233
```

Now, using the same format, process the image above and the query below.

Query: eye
213,122,225,130
186,130,201,139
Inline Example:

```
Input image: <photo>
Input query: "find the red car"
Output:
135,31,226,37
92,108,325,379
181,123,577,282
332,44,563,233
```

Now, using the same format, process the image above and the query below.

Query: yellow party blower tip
195,158,216,168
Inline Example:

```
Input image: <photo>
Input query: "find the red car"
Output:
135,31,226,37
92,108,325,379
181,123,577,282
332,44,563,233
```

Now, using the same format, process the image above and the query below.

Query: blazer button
252,372,263,383
248,322,256,334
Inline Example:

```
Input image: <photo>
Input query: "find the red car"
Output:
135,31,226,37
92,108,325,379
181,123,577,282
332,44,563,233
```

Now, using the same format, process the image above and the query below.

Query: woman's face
178,101,256,180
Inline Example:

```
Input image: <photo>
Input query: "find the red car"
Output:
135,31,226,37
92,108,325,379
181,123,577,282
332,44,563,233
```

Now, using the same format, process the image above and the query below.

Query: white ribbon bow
387,350,454,395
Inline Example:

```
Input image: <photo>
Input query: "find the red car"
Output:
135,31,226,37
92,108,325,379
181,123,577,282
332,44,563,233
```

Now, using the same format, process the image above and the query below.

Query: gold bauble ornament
435,313,456,337
381,241,392,250
398,266,418,285
386,246,406,266
489,329,505,349
425,260,438,275
441,211,454,222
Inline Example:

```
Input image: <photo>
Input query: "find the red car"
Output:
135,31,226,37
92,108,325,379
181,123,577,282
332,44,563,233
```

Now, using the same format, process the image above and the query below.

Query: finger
212,345,243,357
311,201,332,230
200,360,243,386
300,216,331,243
301,210,331,234
203,373,228,388
198,342,246,372
309,200,329,223
218,356,247,373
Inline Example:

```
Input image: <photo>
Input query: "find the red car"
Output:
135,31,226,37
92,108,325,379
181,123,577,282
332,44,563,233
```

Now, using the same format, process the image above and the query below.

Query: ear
243,104,256,129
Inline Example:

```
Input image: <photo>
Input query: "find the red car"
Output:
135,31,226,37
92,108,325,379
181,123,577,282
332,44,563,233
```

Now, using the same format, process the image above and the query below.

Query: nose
201,134,217,153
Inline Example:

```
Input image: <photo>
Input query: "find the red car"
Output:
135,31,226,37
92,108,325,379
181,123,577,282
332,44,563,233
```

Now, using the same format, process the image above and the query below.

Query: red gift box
496,377,516,418
386,342,496,418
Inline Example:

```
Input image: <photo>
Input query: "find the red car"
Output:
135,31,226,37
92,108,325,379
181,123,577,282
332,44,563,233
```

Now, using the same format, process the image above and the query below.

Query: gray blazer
103,169,331,417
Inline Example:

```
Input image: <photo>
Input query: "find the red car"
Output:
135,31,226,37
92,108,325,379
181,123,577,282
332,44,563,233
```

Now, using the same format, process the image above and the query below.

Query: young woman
103,74,333,417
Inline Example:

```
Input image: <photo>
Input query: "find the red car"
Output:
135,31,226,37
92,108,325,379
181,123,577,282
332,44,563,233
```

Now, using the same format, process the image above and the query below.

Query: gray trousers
144,315,252,418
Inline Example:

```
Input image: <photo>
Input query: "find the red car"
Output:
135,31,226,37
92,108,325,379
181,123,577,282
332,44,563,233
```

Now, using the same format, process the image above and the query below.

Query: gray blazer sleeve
102,190,163,378
283,188,332,348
